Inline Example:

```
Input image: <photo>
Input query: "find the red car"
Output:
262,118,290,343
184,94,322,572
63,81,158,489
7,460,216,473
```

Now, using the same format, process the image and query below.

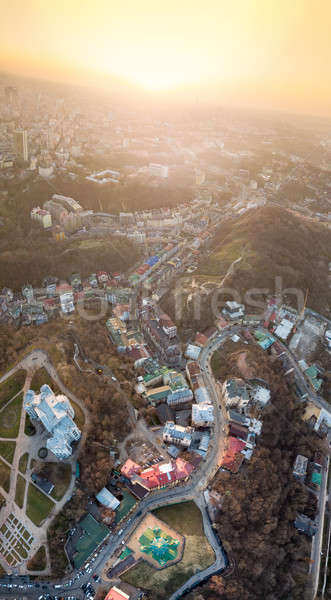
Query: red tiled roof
174,457,194,479
126,457,194,489
139,467,160,489
195,332,208,346
126,345,149,361
105,587,130,600
221,436,246,473
121,459,141,478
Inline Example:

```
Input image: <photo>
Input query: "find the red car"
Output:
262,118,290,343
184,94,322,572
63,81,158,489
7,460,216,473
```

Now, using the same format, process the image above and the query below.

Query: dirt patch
237,352,255,379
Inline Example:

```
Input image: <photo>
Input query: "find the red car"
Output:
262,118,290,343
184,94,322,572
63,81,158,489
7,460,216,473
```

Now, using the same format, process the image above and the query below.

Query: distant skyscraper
4,86,17,105
14,129,28,162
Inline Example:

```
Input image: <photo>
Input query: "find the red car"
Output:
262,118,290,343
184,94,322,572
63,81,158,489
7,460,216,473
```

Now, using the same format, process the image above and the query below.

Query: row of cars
81,583,95,600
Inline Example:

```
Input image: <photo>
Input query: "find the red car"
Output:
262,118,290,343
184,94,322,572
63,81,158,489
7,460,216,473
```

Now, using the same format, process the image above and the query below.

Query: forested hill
161,205,331,337
200,205,331,313
0,233,139,291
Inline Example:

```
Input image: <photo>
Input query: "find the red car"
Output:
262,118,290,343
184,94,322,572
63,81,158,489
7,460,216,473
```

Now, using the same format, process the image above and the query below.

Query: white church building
24,384,81,459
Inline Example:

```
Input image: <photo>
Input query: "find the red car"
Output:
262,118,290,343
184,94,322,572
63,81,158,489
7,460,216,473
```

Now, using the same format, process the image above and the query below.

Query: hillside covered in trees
185,351,325,600
161,205,331,337
0,224,139,291
199,205,331,313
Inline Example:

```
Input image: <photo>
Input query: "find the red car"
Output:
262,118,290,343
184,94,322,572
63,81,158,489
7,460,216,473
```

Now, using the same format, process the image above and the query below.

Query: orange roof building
105,587,130,600
221,436,246,473
121,459,141,479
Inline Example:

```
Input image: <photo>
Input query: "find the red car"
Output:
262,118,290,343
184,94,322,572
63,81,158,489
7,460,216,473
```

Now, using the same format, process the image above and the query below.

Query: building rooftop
105,587,130,600
121,459,141,479
96,488,120,510
24,384,81,459
192,403,214,425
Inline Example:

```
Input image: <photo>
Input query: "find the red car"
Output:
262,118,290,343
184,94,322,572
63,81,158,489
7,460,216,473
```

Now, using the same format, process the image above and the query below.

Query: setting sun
1,0,331,114
130,69,183,91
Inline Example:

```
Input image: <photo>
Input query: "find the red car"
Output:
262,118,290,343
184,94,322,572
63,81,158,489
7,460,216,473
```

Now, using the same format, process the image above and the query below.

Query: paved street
309,454,330,597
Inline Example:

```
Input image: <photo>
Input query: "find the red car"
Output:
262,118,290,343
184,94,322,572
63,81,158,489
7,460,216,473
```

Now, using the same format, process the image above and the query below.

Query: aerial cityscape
0,2,331,600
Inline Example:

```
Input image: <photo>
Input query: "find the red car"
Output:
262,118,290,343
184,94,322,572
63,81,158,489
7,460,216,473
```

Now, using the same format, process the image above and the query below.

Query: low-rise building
222,379,249,410
222,301,245,319
60,291,75,314
31,206,52,228
221,436,246,473
96,488,120,510
149,163,168,178
121,459,141,479
293,455,308,481
294,514,317,537
163,421,193,447
31,473,54,495
227,409,250,428
106,317,128,351
252,386,271,408
192,404,214,427
105,587,130,600
274,318,294,340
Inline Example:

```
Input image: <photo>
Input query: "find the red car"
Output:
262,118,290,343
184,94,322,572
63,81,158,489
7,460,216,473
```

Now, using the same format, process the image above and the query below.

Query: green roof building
311,471,322,486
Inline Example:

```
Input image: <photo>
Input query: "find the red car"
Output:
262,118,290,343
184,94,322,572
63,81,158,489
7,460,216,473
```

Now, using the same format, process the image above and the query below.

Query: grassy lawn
18,453,29,474
26,483,55,526
122,502,215,599
0,370,26,410
0,441,16,464
27,545,47,571
0,458,11,493
71,400,85,430
36,462,72,501
0,491,5,509
30,368,59,394
14,475,26,509
0,394,23,438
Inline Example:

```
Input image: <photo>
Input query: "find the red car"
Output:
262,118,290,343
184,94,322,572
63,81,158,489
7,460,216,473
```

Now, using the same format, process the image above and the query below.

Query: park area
0,370,26,410
0,394,23,438
121,502,215,599
26,483,55,526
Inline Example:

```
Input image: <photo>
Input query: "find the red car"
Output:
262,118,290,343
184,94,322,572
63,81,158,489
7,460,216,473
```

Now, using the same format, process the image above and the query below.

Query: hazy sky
1,0,331,115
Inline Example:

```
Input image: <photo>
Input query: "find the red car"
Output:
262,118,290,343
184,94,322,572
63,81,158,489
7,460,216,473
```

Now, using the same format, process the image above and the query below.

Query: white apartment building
149,163,168,178
60,291,75,314
163,421,193,447
31,207,52,228
192,404,214,427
